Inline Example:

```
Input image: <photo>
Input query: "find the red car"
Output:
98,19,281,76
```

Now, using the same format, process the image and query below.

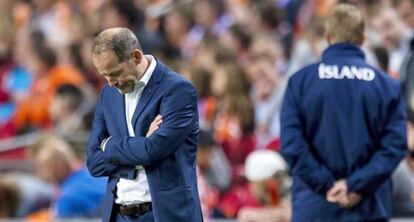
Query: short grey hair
92,27,141,61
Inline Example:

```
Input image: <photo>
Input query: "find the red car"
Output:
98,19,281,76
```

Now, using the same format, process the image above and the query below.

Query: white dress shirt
111,55,156,204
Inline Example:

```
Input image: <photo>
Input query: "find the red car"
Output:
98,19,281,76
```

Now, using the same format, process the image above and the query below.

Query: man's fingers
338,195,351,207
327,185,349,203
151,115,163,126
348,192,360,199
338,193,362,208
151,116,163,126
146,126,159,137
146,115,163,137
156,118,163,125
327,193,343,203
327,185,342,199
327,180,348,203
155,114,162,122
347,193,362,207
327,187,339,197
327,194,342,203
152,119,163,129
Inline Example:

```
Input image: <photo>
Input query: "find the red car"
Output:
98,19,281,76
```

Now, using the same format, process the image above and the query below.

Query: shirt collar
321,43,365,62
129,55,157,95
139,55,156,86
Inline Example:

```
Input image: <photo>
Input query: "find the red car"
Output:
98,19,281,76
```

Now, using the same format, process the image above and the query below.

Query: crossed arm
86,82,198,179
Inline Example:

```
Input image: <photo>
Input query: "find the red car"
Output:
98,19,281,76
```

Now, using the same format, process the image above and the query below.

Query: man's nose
108,78,118,86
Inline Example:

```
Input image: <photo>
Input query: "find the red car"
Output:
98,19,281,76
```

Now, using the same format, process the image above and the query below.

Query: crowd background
1,0,414,221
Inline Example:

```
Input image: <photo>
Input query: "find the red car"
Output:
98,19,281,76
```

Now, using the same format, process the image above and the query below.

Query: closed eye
110,71,122,77
104,70,122,78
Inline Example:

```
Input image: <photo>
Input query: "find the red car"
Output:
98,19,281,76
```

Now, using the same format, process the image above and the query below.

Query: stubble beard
117,80,137,94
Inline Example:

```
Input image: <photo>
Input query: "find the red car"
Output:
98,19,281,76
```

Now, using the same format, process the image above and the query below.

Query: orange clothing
314,0,337,17
218,182,281,218
214,112,256,186
214,113,242,142
13,65,84,130
26,209,51,222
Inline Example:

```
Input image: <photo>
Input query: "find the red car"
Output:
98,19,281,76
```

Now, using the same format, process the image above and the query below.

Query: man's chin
117,87,133,94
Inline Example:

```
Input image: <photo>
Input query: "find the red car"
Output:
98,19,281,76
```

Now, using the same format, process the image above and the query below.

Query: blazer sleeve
103,80,198,166
86,86,136,179
346,85,407,195
280,78,336,195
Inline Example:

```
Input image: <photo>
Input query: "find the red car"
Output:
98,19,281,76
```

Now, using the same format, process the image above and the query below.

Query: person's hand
146,115,163,137
327,179,362,208
327,179,348,204
342,192,362,208
333,192,361,208
238,207,290,222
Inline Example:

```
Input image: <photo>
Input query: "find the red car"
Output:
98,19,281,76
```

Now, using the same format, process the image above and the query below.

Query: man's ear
358,34,365,46
326,33,333,45
131,49,142,65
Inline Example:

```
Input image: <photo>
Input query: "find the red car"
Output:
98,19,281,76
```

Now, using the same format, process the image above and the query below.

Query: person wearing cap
218,150,291,222
281,3,407,222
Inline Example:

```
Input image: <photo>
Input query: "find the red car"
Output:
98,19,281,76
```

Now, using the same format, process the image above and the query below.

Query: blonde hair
325,4,364,44
29,134,75,163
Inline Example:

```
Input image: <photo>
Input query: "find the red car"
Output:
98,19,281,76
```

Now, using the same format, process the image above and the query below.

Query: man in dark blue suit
87,27,203,222
281,4,407,222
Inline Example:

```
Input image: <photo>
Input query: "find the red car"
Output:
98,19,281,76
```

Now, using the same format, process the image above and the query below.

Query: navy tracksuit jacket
281,43,407,221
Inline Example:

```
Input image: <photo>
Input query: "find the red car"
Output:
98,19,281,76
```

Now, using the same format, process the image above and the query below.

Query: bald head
326,4,364,45
92,27,141,62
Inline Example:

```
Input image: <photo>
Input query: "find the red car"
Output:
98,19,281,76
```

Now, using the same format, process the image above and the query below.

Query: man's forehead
93,50,120,71
94,50,118,62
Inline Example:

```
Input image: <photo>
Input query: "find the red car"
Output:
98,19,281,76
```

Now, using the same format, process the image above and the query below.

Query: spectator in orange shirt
13,36,85,132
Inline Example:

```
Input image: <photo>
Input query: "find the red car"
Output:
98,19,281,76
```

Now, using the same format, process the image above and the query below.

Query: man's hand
326,179,362,208
327,179,348,203
344,192,362,208
146,115,163,137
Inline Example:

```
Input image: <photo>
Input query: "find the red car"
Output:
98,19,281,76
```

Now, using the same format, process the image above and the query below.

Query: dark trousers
114,210,154,222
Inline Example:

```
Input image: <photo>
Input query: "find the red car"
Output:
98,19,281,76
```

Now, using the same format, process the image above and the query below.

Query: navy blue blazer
86,59,203,222
281,43,407,221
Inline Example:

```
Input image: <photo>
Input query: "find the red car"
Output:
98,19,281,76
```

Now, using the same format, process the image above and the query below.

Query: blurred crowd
1,0,414,221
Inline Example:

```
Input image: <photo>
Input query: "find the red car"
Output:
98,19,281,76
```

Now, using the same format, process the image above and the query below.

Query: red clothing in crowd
218,183,261,218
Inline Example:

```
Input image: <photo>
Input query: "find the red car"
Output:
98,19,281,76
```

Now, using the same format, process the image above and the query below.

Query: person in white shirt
87,27,202,222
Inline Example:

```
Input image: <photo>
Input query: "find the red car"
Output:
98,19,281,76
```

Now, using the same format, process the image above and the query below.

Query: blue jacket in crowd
281,43,407,222
55,167,107,218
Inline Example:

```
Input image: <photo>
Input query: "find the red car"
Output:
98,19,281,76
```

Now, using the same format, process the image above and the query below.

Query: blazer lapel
114,90,128,135
131,60,165,126
111,87,128,135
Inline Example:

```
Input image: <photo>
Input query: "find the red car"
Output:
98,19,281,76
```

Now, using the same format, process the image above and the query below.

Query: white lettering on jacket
318,63,375,81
